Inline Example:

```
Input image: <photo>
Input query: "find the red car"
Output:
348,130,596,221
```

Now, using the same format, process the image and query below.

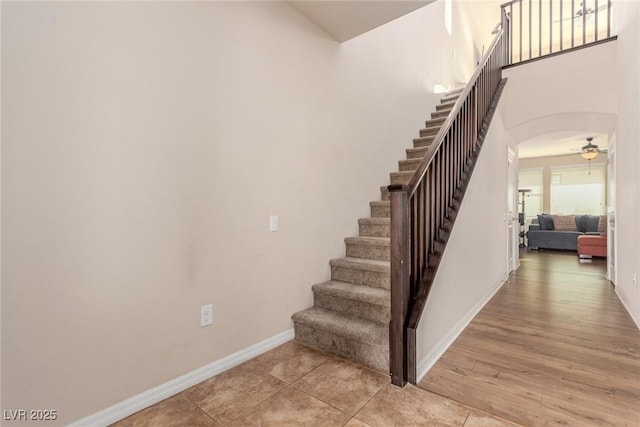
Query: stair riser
314,293,390,324
425,118,446,128
390,173,412,185
294,323,389,372
431,110,451,119
419,127,440,137
399,160,420,172
331,265,390,289
380,186,389,201
436,102,455,111
346,242,390,261
406,149,427,160
359,222,390,238
414,138,434,148
441,93,460,102
370,204,390,218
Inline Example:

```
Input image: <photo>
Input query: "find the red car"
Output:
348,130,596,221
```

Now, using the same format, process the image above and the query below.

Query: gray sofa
527,214,604,251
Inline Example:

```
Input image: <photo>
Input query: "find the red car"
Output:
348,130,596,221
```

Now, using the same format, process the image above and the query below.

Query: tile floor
112,341,520,426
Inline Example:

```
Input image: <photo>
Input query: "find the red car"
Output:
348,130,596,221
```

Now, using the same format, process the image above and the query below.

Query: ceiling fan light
581,151,599,160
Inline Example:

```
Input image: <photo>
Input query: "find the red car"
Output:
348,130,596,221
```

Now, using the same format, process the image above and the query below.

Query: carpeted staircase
292,87,464,373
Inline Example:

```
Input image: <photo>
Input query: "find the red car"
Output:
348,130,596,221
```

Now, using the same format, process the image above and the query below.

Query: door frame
607,135,617,285
507,147,519,275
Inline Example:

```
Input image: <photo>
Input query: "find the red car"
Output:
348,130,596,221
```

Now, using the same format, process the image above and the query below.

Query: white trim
415,278,505,383
68,329,295,427
616,289,640,330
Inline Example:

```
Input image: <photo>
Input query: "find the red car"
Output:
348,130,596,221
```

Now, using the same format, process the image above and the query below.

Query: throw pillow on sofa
575,214,601,233
552,214,576,231
537,214,555,230
598,215,607,233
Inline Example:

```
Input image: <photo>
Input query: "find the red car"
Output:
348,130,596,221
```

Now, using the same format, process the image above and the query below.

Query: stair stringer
404,78,509,384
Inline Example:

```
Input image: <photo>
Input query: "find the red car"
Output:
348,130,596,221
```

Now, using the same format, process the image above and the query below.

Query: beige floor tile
463,410,521,427
111,394,218,427
227,386,351,427
245,341,330,383
345,418,374,427
180,363,285,424
355,384,470,427
293,357,389,415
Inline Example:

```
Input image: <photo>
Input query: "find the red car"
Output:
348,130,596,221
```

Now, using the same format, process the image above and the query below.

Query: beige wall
1,1,492,424
519,154,607,214
613,0,640,326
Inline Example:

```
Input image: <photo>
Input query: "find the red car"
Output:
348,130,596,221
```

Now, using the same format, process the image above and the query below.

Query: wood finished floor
419,250,640,426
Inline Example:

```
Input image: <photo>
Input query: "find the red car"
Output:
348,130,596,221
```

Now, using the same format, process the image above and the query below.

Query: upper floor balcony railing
501,0,617,66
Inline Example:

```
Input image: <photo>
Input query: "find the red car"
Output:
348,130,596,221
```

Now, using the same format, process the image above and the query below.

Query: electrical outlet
633,271,637,286
200,304,213,327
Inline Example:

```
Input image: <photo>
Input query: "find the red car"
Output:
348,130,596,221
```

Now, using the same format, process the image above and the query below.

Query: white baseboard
616,288,640,330
68,329,294,427
415,278,505,383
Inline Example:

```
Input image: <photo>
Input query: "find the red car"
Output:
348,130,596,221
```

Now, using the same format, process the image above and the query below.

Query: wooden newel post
388,184,411,387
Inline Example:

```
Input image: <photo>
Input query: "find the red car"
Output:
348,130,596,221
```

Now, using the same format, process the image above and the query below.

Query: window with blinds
550,165,605,215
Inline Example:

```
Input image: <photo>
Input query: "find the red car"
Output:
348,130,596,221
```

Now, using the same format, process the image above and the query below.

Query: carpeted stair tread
369,200,390,218
441,91,462,102
345,236,390,261
406,146,429,159
358,217,390,225
425,117,446,127
431,109,452,119
344,236,390,246
330,256,390,289
358,217,390,237
419,125,442,137
313,280,390,307
330,256,390,273
398,158,421,171
390,170,415,185
292,307,388,346
380,186,390,201
436,100,456,111
413,136,435,147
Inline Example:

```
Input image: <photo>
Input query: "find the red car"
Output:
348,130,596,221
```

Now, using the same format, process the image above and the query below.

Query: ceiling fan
580,137,600,160
569,137,607,174
552,1,609,24
568,137,608,157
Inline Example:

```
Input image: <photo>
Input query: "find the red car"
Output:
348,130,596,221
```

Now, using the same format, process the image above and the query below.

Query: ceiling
518,132,609,159
288,1,435,42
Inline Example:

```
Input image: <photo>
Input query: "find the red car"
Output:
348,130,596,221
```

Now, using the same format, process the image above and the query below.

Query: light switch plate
269,215,279,232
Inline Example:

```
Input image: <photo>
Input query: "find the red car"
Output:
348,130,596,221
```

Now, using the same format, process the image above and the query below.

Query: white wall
501,41,619,142
417,92,512,379
1,1,491,424
454,0,503,71
613,0,640,327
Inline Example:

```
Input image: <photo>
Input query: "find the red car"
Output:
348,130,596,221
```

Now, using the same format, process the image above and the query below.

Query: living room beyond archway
516,133,611,275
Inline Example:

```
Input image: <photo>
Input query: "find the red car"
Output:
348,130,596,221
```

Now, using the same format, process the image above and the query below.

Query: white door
607,136,617,284
507,147,518,274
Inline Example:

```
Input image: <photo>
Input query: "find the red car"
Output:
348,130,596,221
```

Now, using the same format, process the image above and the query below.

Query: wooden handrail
389,26,507,387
